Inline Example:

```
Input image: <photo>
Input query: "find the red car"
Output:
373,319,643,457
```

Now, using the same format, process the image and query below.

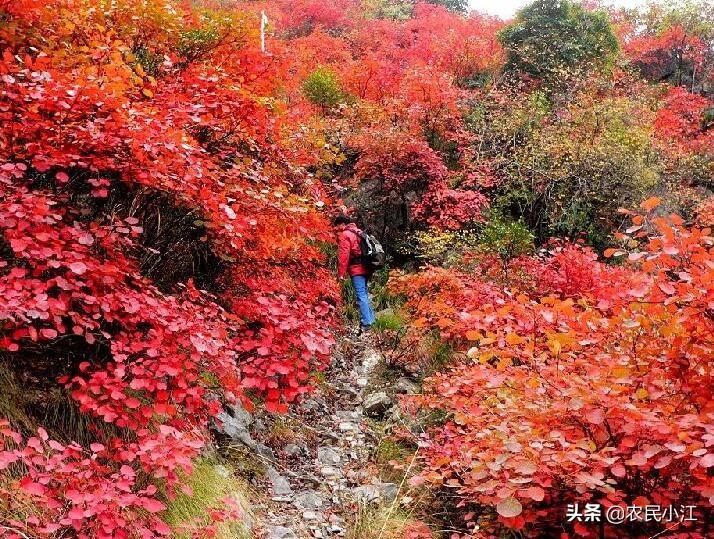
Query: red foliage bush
276,0,357,35
0,1,339,535
352,130,448,192
654,87,714,154
393,205,714,538
412,184,489,230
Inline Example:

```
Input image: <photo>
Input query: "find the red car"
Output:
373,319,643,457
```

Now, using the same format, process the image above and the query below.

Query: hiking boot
357,324,373,337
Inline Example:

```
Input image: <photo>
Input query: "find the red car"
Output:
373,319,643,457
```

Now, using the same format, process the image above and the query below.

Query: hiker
334,215,376,330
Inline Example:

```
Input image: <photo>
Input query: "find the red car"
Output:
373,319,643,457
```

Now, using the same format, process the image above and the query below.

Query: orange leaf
640,197,661,211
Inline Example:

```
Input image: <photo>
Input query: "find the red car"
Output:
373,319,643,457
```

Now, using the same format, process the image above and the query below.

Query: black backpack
349,229,386,272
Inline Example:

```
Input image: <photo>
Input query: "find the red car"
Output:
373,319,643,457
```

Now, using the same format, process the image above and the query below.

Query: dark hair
332,214,353,226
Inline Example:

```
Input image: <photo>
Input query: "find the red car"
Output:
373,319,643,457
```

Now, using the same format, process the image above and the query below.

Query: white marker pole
260,11,268,53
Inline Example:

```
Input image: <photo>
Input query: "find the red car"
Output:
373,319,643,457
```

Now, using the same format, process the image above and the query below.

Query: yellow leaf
142,88,154,98
505,333,525,345
612,366,630,378
496,358,512,370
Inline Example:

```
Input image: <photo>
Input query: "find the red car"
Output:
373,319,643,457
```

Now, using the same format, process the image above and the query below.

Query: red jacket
337,224,368,278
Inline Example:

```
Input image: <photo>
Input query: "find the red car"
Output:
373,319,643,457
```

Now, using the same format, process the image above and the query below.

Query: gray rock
266,526,297,539
267,466,293,497
283,443,303,456
229,401,253,426
362,391,392,417
339,385,360,398
301,399,321,412
379,482,399,501
328,524,344,534
256,442,276,462
351,482,399,504
317,446,342,466
293,490,324,510
394,377,419,394
214,410,256,449
362,351,381,371
319,466,342,478
335,410,361,421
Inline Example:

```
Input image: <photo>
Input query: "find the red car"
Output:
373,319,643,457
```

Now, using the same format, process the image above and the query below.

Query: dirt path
221,333,402,539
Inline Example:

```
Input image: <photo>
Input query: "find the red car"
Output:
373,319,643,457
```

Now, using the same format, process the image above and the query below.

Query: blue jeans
351,275,375,327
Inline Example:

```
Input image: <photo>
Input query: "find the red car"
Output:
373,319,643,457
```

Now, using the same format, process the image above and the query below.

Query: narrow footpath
216,333,407,539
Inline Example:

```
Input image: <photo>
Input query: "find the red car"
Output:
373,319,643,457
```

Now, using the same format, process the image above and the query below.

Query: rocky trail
214,331,419,539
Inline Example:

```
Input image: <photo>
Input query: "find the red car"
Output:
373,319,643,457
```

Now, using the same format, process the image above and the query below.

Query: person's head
332,214,353,232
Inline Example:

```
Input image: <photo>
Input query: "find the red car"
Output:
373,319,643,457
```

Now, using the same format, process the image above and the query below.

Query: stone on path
319,465,342,478
362,391,392,417
267,466,293,497
351,482,399,504
293,490,325,510
316,446,342,466
395,376,419,394
266,525,297,539
229,401,253,426
283,443,303,456
214,409,256,448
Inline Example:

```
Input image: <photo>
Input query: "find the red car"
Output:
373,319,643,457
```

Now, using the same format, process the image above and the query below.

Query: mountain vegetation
0,0,712,538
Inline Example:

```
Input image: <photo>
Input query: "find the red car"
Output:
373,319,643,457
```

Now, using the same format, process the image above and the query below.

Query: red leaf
69,262,87,275
141,498,166,513
585,408,605,425
20,477,46,496
523,486,545,501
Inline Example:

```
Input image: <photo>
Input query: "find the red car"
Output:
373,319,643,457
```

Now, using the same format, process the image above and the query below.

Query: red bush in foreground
393,202,713,538
0,1,338,536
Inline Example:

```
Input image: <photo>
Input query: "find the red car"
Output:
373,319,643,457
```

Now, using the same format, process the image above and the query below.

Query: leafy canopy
499,0,619,84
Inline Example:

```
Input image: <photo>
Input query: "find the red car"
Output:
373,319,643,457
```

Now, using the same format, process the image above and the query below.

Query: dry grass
345,501,437,539
346,502,412,539
163,457,254,539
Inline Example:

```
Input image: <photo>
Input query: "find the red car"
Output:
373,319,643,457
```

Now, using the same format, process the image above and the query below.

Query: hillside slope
1,1,712,538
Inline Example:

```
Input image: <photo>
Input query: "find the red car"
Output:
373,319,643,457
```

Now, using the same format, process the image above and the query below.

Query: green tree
427,0,468,15
496,94,661,246
499,0,619,85
363,0,414,20
302,67,346,109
